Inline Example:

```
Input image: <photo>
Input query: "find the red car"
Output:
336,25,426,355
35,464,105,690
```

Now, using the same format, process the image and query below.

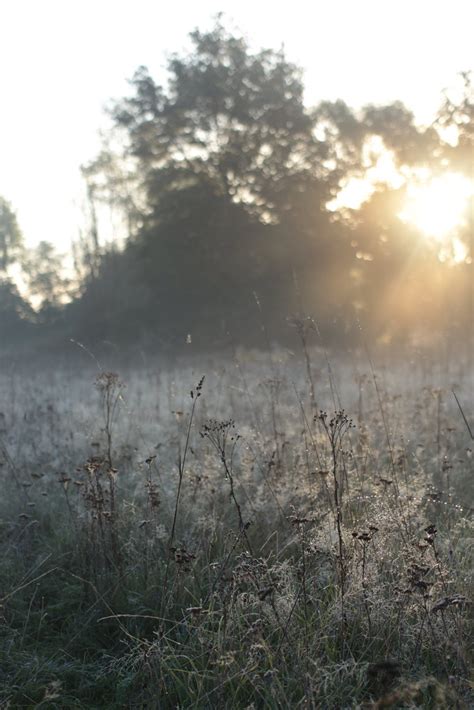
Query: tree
79,21,469,349
436,71,473,175
22,241,70,316
111,20,333,224
360,103,440,168
314,99,443,184
81,143,144,243
0,197,23,272
81,20,345,344
0,278,33,340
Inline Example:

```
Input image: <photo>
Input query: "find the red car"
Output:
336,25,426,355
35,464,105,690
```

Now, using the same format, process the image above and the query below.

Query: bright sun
399,173,471,243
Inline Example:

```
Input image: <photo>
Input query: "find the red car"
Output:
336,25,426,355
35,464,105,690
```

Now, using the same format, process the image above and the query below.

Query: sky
0,0,472,251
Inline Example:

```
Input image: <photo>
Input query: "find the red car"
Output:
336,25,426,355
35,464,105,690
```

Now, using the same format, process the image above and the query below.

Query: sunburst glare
399,173,471,242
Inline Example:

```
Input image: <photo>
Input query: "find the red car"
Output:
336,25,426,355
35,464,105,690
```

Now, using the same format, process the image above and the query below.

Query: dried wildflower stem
0,440,28,500
319,411,354,638
364,346,412,544
162,377,205,613
293,382,323,470
221,447,254,556
312,316,342,410
430,532,463,653
274,584,304,659
299,322,317,414
412,597,429,664
298,522,310,655
201,419,254,555
233,353,265,443
95,372,122,470
436,389,443,480
245,440,286,522
452,389,473,440
360,537,373,635
366,355,398,488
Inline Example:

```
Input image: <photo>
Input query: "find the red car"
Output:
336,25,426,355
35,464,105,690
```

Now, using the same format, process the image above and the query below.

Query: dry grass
0,345,472,708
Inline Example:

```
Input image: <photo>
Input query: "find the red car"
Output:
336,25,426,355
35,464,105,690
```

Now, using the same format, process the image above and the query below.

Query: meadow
0,341,472,708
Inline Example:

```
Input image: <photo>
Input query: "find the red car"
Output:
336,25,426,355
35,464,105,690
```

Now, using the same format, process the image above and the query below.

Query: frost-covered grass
0,345,472,708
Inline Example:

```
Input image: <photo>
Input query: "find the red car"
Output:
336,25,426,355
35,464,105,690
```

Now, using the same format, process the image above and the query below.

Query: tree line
1,21,472,352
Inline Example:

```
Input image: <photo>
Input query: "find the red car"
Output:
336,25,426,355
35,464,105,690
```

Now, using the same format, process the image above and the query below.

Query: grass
0,344,472,708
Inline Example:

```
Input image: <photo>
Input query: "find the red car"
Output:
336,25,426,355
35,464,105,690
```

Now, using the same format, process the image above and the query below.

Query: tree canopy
1,23,472,352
